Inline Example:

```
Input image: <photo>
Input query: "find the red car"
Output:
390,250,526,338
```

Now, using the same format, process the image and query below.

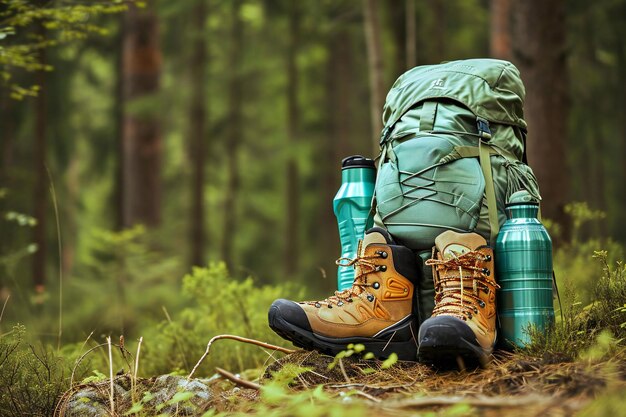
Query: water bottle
333,155,376,291
495,190,555,348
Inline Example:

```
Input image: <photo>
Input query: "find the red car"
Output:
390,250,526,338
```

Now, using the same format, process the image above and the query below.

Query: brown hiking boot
417,230,499,367
268,228,421,360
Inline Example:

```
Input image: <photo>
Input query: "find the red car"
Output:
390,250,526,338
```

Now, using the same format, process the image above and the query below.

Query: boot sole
268,306,419,361
418,321,492,369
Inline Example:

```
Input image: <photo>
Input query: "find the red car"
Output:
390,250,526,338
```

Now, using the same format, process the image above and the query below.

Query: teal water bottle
495,190,555,348
333,156,376,291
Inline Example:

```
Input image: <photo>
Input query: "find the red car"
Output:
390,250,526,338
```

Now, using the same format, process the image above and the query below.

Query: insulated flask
333,156,376,291
495,190,555,348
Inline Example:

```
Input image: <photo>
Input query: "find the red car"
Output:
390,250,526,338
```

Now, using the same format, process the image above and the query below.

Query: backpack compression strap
377,102,502,245
479,138,500,245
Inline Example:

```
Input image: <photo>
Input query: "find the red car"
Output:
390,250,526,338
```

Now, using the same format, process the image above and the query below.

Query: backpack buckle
476,117,492,141
379,125,393,146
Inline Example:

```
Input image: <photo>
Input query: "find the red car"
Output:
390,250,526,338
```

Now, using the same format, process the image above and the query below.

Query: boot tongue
435,231,486,261
358,227,393,257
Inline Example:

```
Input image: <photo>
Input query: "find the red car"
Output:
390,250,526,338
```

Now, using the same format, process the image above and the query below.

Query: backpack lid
382,59,527,134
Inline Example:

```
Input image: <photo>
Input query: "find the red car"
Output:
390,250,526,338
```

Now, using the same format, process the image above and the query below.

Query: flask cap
341,155,376,170
506,190,539,207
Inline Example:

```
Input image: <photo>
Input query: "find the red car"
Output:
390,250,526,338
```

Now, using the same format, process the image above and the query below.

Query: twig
131,336,143,404
329,383,366,389
338,358,351,384
215,367,261,390
330,379,418,390
70,340,130,386
307,369,330,380
106,336,115,415
353,390,381,403
296,373,309,388
71,342,109,386
188,334,296,379
134,336,143,380
79,331,95,355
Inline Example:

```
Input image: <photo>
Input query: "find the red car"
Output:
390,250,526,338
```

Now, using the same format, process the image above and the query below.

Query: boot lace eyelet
484,255,492,262
328,305,333,309
479,300,485,308
377,265,387,272
366,294,374,302
375,250,388,259
482,268,490,276
347,298,353,303
314,302,321,308
372,282,380,289
337,301,344,306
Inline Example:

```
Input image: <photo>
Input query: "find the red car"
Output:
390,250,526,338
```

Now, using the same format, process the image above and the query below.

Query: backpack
372,58,541,323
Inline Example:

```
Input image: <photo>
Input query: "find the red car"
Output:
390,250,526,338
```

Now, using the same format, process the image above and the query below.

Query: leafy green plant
327,343,368,371
588,251,626,338
140,261,304,376
0,325,75,417
54,226,183,340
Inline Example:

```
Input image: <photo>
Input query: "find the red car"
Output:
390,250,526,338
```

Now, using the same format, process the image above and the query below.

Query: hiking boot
268,227,421,361
417,231,499,367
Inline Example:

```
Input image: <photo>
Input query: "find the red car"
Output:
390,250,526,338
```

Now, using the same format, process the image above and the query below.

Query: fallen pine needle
386,394,556,409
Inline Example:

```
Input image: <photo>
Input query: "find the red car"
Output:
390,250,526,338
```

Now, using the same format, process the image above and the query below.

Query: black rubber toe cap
418,315,478,347
268,299,312,332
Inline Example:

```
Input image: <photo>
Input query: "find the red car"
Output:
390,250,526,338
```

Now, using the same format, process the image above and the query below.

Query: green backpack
373,58,541,323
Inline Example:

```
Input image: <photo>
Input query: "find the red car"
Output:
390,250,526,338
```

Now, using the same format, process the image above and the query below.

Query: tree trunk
363,0,385,156
0,94,15,183
490,0,511,60
121,1,162,228
221,0,243,271
406,0,417,69
285,0,300,276
115,16,125,230
432,0,446,63
511,0,568,232
322,27,353,285
615,23,626,242
189,0,208,267
387,0,406,78
33,25,47,295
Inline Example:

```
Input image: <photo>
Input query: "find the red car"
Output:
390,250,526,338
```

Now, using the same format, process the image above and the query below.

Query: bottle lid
341,155,376,170
506,190,539,206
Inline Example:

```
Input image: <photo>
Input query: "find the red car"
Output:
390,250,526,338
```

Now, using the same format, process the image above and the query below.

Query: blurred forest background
1,0,625,368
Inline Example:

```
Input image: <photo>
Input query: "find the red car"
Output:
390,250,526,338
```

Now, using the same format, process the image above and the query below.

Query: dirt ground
254,350,623,417
56,349,626,416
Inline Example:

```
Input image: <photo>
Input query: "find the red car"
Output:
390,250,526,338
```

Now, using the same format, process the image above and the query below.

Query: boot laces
425,249,499,320
309,240,384,307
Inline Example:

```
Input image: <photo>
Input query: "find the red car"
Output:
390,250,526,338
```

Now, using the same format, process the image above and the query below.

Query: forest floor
254,350,620,417
56,349,625,417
